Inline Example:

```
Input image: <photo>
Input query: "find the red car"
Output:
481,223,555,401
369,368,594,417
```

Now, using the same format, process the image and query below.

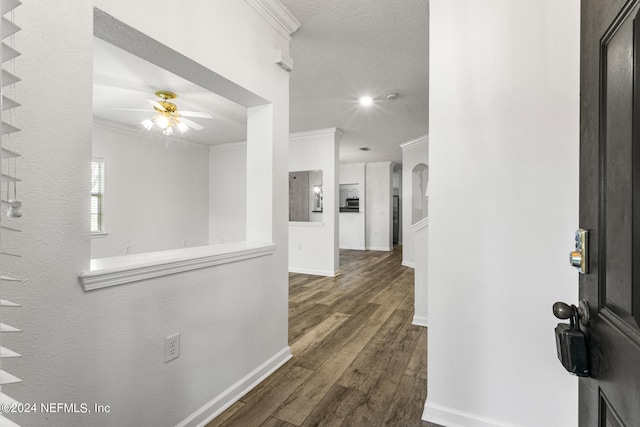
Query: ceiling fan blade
180,110,213,119
146,99,166,111
180,117,204,131
109,108,149,112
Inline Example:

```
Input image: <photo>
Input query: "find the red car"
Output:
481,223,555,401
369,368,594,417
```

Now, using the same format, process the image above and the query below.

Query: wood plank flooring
207,248,440,427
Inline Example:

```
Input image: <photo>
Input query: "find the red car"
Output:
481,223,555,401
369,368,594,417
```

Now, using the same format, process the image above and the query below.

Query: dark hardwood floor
207,248,440,427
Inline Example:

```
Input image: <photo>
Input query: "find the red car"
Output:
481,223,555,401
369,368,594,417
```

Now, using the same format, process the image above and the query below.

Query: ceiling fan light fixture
155,114,170,130
176,121,189,134
135,90,211,136
156,90,177,101
141,118,154,131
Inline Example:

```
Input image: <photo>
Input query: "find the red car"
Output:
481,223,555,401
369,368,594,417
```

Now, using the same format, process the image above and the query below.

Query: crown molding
210,141,248,150
365,160,393,167
400,134,429,151
290,128,343,142
245,0,301,41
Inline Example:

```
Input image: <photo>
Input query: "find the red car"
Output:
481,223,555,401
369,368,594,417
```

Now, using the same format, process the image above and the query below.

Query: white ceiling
280,0,429,164
93,37,247,146
93,1,429,163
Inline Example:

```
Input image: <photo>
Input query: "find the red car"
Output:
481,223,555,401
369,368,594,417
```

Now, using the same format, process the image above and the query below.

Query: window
91,158,105,234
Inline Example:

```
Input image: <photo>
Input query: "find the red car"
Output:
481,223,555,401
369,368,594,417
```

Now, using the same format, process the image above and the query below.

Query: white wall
400,136,429,326
4,2,293,426
289,129,340,276
400,135,428,267
91,122,210,258
413,219,428,327
425,1,580,427
209,142,247,245
365,162,393,251
339,163,366,250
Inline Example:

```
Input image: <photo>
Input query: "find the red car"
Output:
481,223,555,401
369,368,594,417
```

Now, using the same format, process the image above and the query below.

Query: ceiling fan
113,90,213,136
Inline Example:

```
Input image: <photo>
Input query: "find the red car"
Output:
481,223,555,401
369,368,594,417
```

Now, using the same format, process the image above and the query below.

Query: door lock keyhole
570,229,589,274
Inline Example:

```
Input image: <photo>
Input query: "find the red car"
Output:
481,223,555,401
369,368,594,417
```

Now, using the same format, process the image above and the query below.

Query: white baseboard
288,267,339,277
366,246,393,251
178,346,292,427
423,401,522,427
339,245,366,250
412,315,428,327
402,260,415,268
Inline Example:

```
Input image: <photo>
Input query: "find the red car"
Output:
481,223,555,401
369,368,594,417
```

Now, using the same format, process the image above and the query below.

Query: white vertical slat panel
0,148,16,158
0,18,18,39
0,0,19,15
0,347,19,358
0,371,20,385
0,392,17,405
0,300,18,307
0,44,17,62
0,415,20,427
0,96,18,111
0,324,19,333
0,70,17,87
0,122,18,135
0,2,22,424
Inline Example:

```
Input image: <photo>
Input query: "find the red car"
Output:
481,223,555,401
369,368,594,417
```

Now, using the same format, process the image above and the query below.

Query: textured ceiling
280,0,429,164
93,2,429,161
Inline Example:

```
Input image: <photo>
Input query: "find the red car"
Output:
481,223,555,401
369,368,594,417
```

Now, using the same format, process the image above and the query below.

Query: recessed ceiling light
387,93,399,100
359,147,371,151
359,96,373,106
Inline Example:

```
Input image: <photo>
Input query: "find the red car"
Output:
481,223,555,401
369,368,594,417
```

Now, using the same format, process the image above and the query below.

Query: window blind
91,159,104,233
0,1,22,425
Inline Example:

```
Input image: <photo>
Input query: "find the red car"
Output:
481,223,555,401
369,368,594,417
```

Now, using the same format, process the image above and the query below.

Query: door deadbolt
570,229,589,274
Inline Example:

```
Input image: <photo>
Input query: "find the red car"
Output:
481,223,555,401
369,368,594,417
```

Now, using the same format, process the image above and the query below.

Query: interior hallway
208,248,440,427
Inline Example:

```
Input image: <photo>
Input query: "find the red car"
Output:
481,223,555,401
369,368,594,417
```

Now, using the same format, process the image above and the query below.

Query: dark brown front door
581,0,640,425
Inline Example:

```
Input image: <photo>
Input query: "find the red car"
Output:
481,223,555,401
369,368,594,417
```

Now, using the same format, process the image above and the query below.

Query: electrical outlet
164,333,180,363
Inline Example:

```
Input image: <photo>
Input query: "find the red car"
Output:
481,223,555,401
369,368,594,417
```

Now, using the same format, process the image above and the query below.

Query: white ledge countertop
80,241,276,291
